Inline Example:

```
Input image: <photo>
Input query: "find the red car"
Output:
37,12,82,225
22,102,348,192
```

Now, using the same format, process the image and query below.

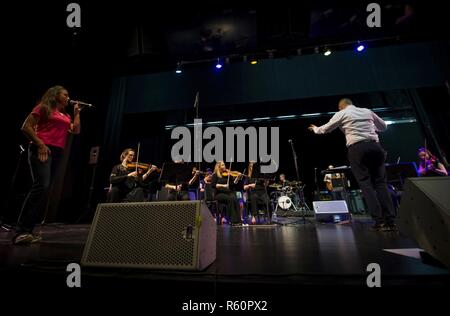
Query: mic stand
76,163,98,223
289,140,300,182
2,145,25,231
288,140,310,224
264,181,270,224
314,167,320,200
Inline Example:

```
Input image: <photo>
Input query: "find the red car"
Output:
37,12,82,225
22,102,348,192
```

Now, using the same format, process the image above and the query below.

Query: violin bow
135,142,141,173
227,160,232,187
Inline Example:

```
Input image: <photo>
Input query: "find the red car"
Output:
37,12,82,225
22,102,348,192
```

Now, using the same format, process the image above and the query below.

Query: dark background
1,1,449,224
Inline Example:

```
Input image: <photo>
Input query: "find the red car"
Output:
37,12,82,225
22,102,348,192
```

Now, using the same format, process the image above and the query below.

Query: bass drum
277,196,292,210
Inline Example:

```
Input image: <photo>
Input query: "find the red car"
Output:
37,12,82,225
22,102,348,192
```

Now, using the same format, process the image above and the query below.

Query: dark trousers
107,186,145,203
347,141,396,225
215,192,241,224
18,144,63,233
250,190,270,216
167,190,190,201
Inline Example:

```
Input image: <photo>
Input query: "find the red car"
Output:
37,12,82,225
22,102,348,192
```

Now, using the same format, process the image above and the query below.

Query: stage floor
1,217,449,291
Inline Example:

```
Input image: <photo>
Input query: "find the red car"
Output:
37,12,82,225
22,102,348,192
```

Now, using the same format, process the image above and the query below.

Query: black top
211,174,244,193
247,178,266,192
110,164,146,189
188,173,199,190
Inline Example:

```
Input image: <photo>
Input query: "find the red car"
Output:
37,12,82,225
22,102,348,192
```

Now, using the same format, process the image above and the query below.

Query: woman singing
14,86,81,245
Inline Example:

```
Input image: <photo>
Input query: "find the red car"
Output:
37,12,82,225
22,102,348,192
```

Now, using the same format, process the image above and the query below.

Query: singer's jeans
18,144,63,233
347,141,396,225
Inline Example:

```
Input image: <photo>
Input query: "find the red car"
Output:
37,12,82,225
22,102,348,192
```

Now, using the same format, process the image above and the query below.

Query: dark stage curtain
103,77,128,163
407,88,450,165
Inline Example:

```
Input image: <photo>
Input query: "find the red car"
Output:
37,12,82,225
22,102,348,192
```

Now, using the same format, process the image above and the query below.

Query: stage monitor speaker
397,177,450,268
312,200,350,222
81,201,216,271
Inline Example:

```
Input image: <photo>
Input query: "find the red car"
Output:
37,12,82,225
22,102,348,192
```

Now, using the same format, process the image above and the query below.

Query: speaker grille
83,202,199,268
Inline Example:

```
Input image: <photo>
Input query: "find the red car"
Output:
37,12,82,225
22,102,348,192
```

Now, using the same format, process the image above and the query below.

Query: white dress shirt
312,105,387,147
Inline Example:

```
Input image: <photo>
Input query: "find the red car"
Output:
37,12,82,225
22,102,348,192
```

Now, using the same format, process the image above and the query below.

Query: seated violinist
211,161,242,226
165,183,190,201
187,166,202,200
199,168,213,200
107,148,158,203
164,161,197,201
418,148,448,177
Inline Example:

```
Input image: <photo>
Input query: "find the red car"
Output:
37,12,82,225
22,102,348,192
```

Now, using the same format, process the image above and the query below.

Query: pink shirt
31,104,71,149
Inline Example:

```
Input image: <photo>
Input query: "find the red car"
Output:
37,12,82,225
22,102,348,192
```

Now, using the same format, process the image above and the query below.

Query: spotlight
356,44,366,52
175,62,182,74
215,58,223,69
324,48,332,56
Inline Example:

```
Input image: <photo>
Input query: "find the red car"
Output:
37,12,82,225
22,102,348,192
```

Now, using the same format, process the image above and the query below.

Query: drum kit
269,181,304,213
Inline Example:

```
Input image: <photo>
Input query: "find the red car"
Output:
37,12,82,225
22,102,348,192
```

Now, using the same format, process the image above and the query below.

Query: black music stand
250,163,276,224
386,162,419,190
158,162,194,201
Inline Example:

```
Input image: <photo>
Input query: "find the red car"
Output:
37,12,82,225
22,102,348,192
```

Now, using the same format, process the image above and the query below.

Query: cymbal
269,184,282,189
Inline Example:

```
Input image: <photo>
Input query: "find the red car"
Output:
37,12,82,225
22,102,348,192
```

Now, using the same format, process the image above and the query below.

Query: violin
127,163,161,173
222,170,247,178
192,170,208,176
424,156,437,171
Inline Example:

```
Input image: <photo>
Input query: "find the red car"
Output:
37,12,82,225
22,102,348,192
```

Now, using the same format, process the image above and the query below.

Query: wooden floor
1,217,449,292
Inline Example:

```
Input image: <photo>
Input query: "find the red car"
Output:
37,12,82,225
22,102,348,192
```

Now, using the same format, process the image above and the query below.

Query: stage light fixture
175,62,182,74
356,41,366,52
215,58,223,69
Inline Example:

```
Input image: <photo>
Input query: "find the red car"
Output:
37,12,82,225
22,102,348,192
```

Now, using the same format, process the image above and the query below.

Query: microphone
288,139,293,143
69,99,93,108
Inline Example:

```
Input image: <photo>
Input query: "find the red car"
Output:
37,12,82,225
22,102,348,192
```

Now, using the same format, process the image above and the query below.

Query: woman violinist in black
418,148,448,177
211,161,244,226
107,148,158,202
